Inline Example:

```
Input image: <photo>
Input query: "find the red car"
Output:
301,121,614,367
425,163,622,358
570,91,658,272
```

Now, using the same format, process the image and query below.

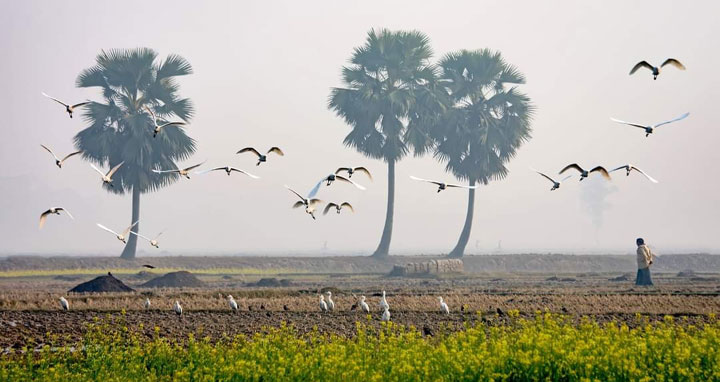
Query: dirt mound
677,270,697,278
140,271,206,288
609,274,631,282
247,278,293,287
68,273,135,293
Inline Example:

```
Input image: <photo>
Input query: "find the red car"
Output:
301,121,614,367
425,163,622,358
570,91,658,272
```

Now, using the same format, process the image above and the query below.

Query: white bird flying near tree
39,207,74,229
237,147,284,166
152,161,205,179
610,112,690,137
90,162,124,187
40,145,82,169
286,185,323,220
323,202,354,215
409,176,478,193
307,174,366,198
629,58,685,80
610,165,659,183
559,164,611,181
131,230,164,248
96,221,139,244
531,169,572,191
42,92,90,118
144,106,187,138
195,166,259,178
335,167,372,181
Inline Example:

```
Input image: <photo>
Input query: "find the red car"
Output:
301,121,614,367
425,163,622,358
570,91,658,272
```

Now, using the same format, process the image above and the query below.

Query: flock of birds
47,57,687,319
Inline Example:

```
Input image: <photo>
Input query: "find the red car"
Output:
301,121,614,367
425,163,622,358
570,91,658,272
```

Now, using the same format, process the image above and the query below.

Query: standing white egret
42,92,90,118
237,147,284,166
325,291,335,311
97,221,139,244
531,168,572,191
174,300,183,316
610,112,689,137
359,296,370,313
59,297,69,311
438,297,450,314
286,186,323,220
381,308,391,322
144,106,187,138
130,230,164,248
610,165,659,183
90,161,125,187
39,207,74,229
559,164,611,181
319,295,328,312
144,298,151,310
40,145,82,168
409,176,478,193
629,58,685,80
152,161,206,179
227,295,238,312
379,291,390,311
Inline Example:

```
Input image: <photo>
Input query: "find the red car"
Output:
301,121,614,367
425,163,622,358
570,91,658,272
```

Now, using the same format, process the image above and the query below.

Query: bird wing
97,223,121,236
353,167,373,181
158,121,186,129
446,183,478,189
229,168,260,179
335,175,366,190
409,175,443,187
653,112,690,128
335,167,351,175
89,163,107,177
42,92,69,107
39,210,51,229
560,175,573,182
130,231,152,242
610,165,629,173
144,105,157,124
285,186,307,202
590,166,612,180
531,168,557,184
106,161,125,177
56,207,74,219
60,151,83,163
661,58,685,70
631,167,659,183
70,102,90,109
183,161,206,171
308,199,323,208
195,167,224,175
610,118,647,129
323,203,338,215
292,201,306,209
152,168,181,174
122,220,140,237
40,145,59,161
307,179,324,198
629,61,654,75
153,230,165,240
559,164,584,175
267,147,284,156
237,147,261,157
340,202,354,212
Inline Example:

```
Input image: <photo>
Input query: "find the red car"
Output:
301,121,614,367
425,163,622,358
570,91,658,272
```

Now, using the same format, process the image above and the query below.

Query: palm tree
434,49,534,258
328,29,442,258
74,48,196,259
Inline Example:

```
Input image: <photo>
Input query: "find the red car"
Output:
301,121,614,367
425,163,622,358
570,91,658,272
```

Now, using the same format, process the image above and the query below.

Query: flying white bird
174,301,183,316
409,176,478,193
40,145,82,168
90,162,124,187
144,106,186,138
610,112,690,137
559,164,611,181
39,207,74,229
381,307,391,322
531,169,572,191
308,174,366,198
629,58,685,80
195,166,259,178
359,296,370,313
59,297,69,311
610,165,659,183
438,297,450,314
152,161,205,179
323,202,354,215
237,147,284,166
96,221,139,244
335,167,372,181
42,92,90,118
379,290,390,311
130,230,164,248
227,295,238,312
286,186,323,220
326,291,335,311
319,295,328,312
144,298,151,310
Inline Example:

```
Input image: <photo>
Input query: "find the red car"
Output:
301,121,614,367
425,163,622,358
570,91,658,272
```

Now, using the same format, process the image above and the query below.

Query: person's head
636,238,645,246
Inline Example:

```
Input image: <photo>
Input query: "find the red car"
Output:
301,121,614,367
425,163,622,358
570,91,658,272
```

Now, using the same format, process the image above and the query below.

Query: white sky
1,0,718,256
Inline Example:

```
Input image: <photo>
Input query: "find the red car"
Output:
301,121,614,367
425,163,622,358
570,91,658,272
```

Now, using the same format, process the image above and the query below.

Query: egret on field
174,300,183,316
237,147,284,166
144,298,151,310
326,291,335,311
319,295,328,312
381,308,391,322
559,164,611,181
379,290,390,311
438,297,450,314
59,297,69,311
360,296,370,313
409,176,478,193
629,58,685,80
39,207,74,229
40,145,82,168
227,295,238,312
42,92,90,118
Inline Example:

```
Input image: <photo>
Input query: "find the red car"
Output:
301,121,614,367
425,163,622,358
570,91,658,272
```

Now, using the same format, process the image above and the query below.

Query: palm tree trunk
120,186,140,260
448,179,476,258
372,159,395,258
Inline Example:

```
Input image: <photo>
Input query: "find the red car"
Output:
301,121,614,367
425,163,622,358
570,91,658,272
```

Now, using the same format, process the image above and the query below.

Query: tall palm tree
328,29,441,258
74,48,196,259
434,49,534,258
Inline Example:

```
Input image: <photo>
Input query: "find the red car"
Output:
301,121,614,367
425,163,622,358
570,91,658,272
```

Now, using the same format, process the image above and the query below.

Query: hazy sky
2,1,718,256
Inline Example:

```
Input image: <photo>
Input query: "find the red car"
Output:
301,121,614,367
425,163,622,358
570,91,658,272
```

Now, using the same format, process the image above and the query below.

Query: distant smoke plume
580,176,618,232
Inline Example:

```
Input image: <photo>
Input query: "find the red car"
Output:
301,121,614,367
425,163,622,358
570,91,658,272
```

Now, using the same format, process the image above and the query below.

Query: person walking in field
636,238,655,286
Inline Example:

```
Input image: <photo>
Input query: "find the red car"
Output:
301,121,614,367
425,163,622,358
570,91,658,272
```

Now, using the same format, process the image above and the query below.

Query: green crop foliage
2,313,719,381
